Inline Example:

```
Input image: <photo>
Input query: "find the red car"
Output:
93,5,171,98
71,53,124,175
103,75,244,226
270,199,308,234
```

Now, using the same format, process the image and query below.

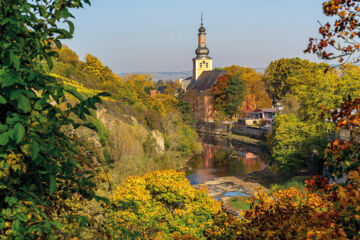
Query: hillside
52,46,202,182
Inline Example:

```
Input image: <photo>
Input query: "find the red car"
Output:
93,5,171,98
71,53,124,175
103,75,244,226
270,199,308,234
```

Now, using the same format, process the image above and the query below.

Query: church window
200,63,203,68
206,62,209,68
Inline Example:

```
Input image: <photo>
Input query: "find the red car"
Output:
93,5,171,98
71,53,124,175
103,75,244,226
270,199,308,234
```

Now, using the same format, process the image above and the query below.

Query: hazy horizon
64,0,332,73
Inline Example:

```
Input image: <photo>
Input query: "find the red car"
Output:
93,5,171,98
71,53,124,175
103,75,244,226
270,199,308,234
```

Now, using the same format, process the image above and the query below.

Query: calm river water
186,134,268,185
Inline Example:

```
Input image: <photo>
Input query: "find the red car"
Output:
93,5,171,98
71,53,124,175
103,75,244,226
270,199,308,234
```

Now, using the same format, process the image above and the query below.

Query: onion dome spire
195,13,210,58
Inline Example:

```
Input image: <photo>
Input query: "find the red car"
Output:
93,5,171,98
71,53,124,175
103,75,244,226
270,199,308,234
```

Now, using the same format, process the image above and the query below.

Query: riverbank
196,122,268,142
196,175,267,213
196,166,310,214
230,133,266,147
188,133,310,214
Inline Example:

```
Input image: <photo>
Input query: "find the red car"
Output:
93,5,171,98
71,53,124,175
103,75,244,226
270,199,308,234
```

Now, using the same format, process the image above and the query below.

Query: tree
268,63,360,175
223,65,271,110
305,0,360,63
263,58,325,104
57,45,80,66
323,97,360,177
0,1,109,238
270,114,308,175
212,73,246,118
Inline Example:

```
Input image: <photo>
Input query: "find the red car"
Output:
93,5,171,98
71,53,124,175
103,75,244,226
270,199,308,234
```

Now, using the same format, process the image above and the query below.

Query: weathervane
201,13,204,26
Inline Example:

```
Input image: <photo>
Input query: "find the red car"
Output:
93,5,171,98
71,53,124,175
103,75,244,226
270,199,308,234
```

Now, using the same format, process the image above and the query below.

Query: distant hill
119,71,192,82
119,68,266,82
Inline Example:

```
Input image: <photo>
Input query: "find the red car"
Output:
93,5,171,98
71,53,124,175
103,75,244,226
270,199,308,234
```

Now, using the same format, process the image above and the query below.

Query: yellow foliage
107,170,221,239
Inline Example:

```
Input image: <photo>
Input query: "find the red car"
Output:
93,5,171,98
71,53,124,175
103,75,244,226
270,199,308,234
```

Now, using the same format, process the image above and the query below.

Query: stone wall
196,122,231,135
232,126,268,139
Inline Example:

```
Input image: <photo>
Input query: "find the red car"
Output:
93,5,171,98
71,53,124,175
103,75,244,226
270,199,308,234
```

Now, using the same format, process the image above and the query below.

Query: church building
192,15,213,80
184,16,226,122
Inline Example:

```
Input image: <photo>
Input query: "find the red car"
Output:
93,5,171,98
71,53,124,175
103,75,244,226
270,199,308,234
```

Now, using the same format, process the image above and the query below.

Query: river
186,134,268,199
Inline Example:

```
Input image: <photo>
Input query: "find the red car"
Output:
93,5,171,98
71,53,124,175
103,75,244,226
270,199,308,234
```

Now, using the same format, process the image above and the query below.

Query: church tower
193,14,213,80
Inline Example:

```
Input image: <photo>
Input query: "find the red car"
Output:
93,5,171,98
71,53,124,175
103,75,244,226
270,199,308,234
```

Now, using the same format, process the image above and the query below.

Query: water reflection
187,135,267,185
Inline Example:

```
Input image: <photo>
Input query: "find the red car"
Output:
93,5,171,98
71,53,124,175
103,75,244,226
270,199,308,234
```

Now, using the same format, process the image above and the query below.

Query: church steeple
193,14,213,80
195,13,210,58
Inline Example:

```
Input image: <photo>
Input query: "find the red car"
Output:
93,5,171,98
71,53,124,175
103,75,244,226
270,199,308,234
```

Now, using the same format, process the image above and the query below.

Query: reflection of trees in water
213,147,230,166
202,142,267,176
204,144,217,168
187,154,203,170
186,135,267,179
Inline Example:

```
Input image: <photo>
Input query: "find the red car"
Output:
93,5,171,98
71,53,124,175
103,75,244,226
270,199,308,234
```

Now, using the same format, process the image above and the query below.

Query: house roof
262,108,278,113
187,70,226,91
157,86,167,93
250,108,278,113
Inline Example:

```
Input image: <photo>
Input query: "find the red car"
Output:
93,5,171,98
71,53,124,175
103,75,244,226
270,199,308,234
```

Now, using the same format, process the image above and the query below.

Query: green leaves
38,5,47,17
30,141,40,160
0,132,9,145
65,87,84,101
10,52,20,70
14,123,25,144
49,174,56,195
0,94,6,104
65,20,75,35
0,69,18,87
17,95,31,113
0,1,98,238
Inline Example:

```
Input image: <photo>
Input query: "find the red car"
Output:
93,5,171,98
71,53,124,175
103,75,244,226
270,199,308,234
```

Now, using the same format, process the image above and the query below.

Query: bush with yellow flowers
106,170,222,239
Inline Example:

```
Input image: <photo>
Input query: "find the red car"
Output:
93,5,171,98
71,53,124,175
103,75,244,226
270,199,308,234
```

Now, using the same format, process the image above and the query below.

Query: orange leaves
212,74,229,106
238,170,360,239
320,39,328,48
237,187,340,240
323,97,360,176
307,0,360,62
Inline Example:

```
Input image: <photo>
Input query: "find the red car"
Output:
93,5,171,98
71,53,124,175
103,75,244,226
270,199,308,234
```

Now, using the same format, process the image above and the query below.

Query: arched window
200,63,203,68
206,62,209,68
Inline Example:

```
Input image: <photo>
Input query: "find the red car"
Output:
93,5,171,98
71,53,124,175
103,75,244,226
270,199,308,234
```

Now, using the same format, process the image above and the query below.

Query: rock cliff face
151,130,165,153
96,107,165,155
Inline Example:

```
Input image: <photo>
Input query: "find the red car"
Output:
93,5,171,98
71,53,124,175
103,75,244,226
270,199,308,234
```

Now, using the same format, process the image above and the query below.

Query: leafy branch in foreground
0,0,112,238
305,0,360,63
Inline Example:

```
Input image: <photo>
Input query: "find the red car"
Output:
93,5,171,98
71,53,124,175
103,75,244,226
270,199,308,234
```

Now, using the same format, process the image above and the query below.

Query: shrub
106,170,222,239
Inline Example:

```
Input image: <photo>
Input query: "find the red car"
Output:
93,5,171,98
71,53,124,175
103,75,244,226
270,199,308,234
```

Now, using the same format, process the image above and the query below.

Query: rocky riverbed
194,176,267,213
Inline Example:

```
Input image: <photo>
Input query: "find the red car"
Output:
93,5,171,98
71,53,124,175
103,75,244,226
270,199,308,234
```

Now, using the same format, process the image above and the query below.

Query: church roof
187,70,226,91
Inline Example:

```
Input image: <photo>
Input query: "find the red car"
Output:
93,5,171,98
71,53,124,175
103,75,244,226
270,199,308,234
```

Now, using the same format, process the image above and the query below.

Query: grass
230,175,308,212
230,133,266,146
230,196,251,211
269,175,307,193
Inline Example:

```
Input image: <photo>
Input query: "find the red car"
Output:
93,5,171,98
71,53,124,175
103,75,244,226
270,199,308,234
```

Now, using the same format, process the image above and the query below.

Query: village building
184,16,277,124
237,108,278,126
184,16,226,122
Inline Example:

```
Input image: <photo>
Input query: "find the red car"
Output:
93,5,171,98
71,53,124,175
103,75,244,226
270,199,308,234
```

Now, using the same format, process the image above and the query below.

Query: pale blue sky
64,0,330,73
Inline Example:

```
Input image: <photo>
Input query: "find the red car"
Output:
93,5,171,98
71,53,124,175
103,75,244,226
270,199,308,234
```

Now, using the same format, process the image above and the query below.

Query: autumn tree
212,74,229,110
212,73,246,118
263,58,329,104
305,0,360,63
223,65,271,111
57,45,80,66
269,64,360,175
